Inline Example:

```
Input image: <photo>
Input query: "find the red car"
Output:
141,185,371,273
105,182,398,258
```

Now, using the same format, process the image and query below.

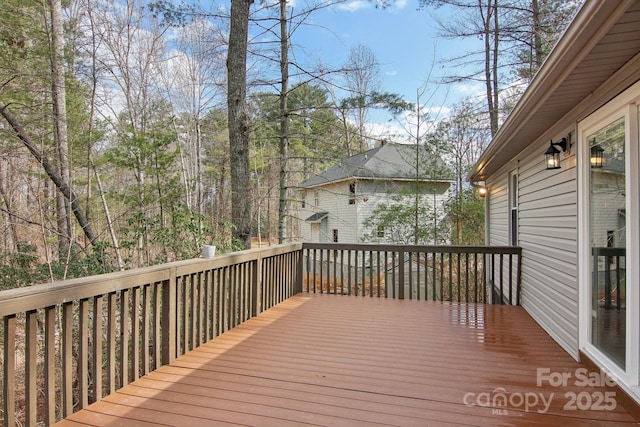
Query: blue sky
281,0,485,139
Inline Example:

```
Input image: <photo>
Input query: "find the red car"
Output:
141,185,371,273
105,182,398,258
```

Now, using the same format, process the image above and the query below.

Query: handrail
0,243,301,427
0,244,302,318
1,242,521,426
301,243,522,305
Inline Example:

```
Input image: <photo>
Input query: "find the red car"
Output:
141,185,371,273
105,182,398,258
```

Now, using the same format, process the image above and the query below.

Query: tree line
0,0,577,288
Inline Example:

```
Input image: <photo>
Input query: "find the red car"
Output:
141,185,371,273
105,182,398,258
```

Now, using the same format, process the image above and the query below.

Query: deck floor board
56,294,638,426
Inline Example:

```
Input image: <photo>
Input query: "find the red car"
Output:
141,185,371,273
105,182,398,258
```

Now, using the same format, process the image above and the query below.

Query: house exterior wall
357,180,450,244
487,173,509,246
299,181,358,243
485,67,640,362
487,134,580,359
300,179,450,244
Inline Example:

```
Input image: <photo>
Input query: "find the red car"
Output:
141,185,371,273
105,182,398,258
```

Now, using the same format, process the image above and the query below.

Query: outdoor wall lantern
472,182,487,197
544,138,568,170
590,144,604,168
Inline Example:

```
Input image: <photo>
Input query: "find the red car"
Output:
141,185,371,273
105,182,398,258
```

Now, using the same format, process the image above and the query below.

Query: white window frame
577,81,640,389
509,170,518,246
349,182,356,205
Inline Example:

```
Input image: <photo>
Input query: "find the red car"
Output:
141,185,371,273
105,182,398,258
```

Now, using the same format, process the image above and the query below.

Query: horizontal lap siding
517,136,579,360
300,183,358,243
487,177,509,246
325,182,358,243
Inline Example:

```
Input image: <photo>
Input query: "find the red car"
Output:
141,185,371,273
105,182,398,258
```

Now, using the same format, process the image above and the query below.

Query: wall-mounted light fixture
590,144,604,168
472,182,488,197
544,138,568,170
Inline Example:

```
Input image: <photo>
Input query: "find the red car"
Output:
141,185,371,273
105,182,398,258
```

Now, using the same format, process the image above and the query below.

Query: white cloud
451,82,485,101
362,102,456,147
337,0,372,12
336,0,407,13
364,121,412,144
391,0,408,11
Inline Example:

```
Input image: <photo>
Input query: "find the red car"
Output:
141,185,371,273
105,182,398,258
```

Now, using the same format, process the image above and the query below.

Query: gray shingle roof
300,143,453,188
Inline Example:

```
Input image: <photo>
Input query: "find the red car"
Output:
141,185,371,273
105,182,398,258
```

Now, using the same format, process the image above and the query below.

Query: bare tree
90,0,171,265
0,102,99,249
343,44,381,150
277,0,289,244
433,99,489,241
162,18,226,239
73,0,125,270
228,0,254,249
422,0,578,135
49,0,73,262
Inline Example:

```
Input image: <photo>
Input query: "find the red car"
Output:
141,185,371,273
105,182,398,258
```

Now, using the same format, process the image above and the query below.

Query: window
377,225,384,238
587,115,628,369
301,191,306,208
509,171,518,246
349,182,356,205
314,190,319,207
332,229,339,242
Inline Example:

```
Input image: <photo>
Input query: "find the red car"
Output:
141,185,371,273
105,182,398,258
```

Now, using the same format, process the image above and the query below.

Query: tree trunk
0,165,19,252
0,103,100,252
93,164,124,271
195,118,204,235
227,0,253,249
49,0,72,259
532,0,543,68
483,0,499,136
278,0,289,244
483,1,494,135
491,0,499,135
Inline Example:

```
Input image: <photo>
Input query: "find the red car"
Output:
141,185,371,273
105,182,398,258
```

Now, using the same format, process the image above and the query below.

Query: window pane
589,116,626,369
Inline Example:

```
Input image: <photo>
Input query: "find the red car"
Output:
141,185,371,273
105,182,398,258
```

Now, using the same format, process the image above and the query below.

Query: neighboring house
469,0,640,404
298,142,452,244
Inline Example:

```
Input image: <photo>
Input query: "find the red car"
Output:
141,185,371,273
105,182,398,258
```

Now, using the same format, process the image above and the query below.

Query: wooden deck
55,294,638,426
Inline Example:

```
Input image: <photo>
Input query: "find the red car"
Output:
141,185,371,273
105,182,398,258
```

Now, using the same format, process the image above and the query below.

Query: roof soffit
469,0,640,182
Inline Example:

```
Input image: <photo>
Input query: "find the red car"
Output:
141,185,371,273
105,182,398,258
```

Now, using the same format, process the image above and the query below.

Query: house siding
487,134,580,359
519,137,579,360
318,182,358,243
471,1,640,397
300,179,450,244
484,63,640,362
357,180,450,243
487,174,509,246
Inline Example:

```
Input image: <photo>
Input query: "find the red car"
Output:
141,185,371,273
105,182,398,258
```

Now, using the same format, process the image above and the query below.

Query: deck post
398,249,405,300
3,315,16,427
296,248,303,293
162,267,177,365
252,255,261,316
516,248,523,306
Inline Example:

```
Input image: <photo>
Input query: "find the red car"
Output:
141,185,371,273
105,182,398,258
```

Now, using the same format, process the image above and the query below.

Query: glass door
588,117,626,369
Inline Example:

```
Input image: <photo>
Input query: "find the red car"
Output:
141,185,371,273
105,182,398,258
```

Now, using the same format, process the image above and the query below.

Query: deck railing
592,246,626,310
0,244,301,427
302,243,522,305
0,242,521,426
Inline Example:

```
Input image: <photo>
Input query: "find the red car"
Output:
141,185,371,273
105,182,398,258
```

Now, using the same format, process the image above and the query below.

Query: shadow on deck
55,294,638,426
